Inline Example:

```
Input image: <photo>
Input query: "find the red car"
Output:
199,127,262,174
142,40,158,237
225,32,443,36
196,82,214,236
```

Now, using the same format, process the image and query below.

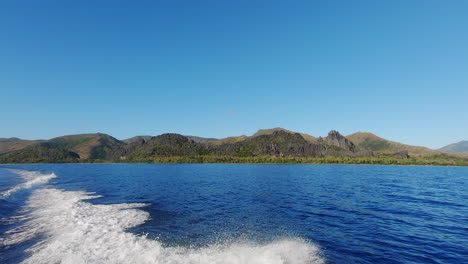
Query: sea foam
0,169,56,199
1,170,324,264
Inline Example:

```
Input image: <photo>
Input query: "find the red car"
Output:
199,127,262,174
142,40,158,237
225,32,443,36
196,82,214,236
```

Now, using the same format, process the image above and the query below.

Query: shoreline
1,162,467,168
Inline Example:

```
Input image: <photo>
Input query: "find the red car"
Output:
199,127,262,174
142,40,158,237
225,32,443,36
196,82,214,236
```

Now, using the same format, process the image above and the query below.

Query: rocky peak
324,130,356,151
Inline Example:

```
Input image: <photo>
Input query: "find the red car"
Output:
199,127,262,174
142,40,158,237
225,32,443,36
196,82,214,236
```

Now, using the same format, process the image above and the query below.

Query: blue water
0,164,467,263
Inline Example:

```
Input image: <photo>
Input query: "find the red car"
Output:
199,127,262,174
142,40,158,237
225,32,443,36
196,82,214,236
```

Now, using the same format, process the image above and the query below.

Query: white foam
0,169,56,198
2,187,324,264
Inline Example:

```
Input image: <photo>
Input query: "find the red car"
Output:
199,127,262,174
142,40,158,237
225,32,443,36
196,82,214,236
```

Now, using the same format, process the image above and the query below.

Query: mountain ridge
1,128,465,166
346,132,438,157
0,138,45,155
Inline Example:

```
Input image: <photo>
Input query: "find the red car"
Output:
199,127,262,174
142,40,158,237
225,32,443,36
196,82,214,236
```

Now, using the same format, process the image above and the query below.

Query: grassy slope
202,128,309,146
346,132,439,157
252,128,317,143
0,139,44,155
48,133,125,159
205,135,249,145
0,142,80,163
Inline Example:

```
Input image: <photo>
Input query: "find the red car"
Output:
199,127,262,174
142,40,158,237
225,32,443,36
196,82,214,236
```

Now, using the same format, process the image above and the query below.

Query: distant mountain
0,142,80,163
212,130,321,157
0,133,125,162
252,128,317,143
123,136,153,144
124,130,368,160
0,138,44,155
204,135,248,145
0,137,23,142
438,141,468,156
125,134,210,161
47,133,125,160
1,128,466,165
185,136,218,143
346,132,439,157
201,127,316,146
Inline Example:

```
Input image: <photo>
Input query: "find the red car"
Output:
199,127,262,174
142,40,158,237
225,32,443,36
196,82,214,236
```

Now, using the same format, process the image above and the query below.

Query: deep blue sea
0,164,467,264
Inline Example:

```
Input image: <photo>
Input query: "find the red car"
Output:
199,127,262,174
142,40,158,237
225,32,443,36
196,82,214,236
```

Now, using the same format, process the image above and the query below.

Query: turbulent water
0,164,466,264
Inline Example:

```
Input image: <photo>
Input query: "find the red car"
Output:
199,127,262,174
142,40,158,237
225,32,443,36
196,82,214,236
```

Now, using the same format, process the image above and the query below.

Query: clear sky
1,0,467,149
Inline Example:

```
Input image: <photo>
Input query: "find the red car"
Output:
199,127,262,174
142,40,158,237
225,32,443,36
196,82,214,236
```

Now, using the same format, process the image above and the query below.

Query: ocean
0,164,467,263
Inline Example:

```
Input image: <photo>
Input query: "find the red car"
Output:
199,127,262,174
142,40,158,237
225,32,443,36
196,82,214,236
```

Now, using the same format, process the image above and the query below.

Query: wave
1,186,324,264
0,169,56,199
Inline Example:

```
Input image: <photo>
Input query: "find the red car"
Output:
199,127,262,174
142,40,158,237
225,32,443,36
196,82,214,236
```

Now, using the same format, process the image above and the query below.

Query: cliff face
119,130,371,160
322,130,356,151
125,134,210,160
208,130,373,158
212,131,326,157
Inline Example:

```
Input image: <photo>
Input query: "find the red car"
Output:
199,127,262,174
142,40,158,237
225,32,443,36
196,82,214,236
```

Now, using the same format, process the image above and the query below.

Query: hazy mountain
438,141,468,155
0,137,23,142
185,136,218,143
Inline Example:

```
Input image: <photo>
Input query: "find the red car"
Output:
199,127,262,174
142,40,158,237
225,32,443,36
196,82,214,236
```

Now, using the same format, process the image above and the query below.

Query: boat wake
0,169,56,199
1,170,324,264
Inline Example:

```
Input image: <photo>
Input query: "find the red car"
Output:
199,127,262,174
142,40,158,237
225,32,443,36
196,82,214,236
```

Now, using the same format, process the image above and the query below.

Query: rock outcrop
322,130,356,151
393,151,410,159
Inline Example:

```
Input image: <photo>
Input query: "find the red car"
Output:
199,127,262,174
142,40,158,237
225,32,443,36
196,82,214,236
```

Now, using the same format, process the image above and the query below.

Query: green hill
125,134,209,161
212,130,313,157
0,138,44,155
1,129,467,166
252,127,317,143
346,132,439,157
204,135,248,145
47,133,125,160
0,142,80,163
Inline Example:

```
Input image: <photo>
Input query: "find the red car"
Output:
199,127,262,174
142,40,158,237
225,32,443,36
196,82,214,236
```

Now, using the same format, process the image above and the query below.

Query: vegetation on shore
121,154,468,166
1,129,467,166
3,154,467,167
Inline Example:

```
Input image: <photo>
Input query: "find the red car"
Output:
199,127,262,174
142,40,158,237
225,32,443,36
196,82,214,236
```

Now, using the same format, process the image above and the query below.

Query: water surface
0,164,467,263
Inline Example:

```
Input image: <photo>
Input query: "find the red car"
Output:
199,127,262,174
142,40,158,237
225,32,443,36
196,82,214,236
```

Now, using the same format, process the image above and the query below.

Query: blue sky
1,0,467,149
